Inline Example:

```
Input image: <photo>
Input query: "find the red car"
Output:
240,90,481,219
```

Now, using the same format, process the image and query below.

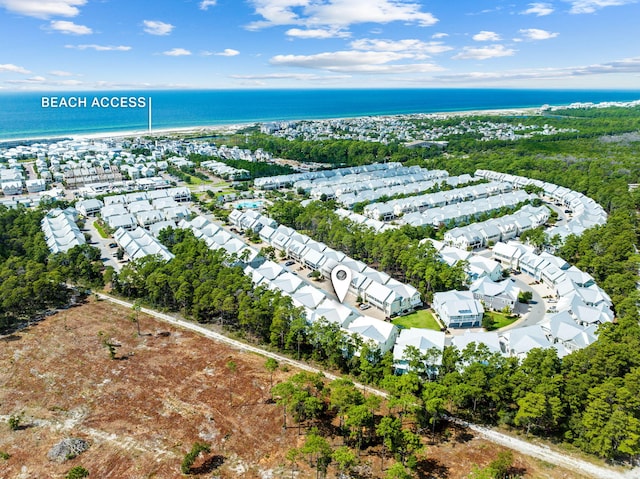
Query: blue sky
0,0,639,90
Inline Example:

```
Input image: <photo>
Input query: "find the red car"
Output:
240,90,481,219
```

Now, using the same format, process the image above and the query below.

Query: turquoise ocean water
1,89,639,141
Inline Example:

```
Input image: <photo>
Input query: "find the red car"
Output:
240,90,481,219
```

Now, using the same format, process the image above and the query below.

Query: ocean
1,88,640,141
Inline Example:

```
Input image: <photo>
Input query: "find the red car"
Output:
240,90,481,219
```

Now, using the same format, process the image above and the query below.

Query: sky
0,0,639,90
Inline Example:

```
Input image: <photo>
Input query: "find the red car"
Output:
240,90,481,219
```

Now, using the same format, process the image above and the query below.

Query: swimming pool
236,200,264,209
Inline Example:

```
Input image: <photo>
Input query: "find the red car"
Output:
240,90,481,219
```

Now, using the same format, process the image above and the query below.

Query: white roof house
107,213,137,231
148,220,176,237
302,248,327,270
254,260,285,281
41,209,86,254
259,224,277,243
364,281,401,317
346,316,399,355
393,328,445,373
467,255,503,282
269,271,304,295
101,203,128,219
502,325,551,358
76,198,104,216
540,312,598,353
292,284,327,309
312,298,358,327
451,330,502,355
433,290,484,329
136,209,165,228
114,227,174,261
469,277,520,311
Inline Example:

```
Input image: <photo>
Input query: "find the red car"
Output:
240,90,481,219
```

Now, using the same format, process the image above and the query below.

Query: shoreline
0,106,544,145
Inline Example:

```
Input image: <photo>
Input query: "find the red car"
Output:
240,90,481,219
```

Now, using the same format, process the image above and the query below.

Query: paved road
86,217,121,272
503,273,549,329
97,293,639,479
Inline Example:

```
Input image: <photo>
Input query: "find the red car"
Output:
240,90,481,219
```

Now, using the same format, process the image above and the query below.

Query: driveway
85,217,121,272
502,272,553,330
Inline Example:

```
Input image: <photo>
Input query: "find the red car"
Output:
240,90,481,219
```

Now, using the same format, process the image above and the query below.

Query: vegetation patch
392,310,440,331
482,311,519,331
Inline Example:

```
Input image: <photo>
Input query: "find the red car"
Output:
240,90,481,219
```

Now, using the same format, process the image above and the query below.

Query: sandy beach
0,105,546,145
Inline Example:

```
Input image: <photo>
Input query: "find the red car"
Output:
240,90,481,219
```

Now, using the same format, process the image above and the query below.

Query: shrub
181,442,211,474
66,466,89,479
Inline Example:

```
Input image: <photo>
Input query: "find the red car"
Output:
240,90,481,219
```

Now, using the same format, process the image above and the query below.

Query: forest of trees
188,153,294,179
0,206,104,332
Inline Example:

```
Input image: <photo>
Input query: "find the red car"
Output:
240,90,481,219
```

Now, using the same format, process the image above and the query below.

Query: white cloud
518,28,559,40
65,44,131,51
49,70,73,76
286,28,350,39
433,56,640,82
453,44,516,60
566,0,637,14
5,75,47,84
231,72,351,81
163,48,192,56
270,50,443,73
521,2,555,15
350,38,453,55
200,0,217,9
247,0,437,30
432,32,449,39
0,0,86,19
143,20,174,36
0,63,31,74
49,20,92,35
472,31,502,41
216,48,240,56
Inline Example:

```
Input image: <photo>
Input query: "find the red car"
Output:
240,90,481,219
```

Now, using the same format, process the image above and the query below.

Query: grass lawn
484,311,519,330
93,220,110,239
392,309,441,331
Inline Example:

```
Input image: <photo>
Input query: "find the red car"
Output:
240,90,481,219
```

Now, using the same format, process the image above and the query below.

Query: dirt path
97,293,640,479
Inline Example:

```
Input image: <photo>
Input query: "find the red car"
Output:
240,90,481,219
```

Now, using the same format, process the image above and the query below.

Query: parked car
108,242,117,248
359,303,371,310
285,260,296,266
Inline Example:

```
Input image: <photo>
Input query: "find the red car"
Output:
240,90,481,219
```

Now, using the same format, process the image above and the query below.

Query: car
285,260,296,266
359,303,371,310
108,242,117,248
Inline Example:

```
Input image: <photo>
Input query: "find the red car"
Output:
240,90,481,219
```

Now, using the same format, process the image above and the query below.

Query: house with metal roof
76,198,104,216
41,209,86,254
502,325,551,358
451,330,502,355
346,316,399,355
107,213,137,231
114,227,174,261
311,298,358,327
393,328,445,374
364,281,402,317
469,277,519,311
432,290,484,328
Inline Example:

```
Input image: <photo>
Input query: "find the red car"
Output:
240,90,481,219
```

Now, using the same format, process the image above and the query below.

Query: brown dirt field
0,299,587,479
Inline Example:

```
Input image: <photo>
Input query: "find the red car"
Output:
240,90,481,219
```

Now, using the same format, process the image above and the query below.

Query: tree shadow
0,334,22,342
454,430,474,443
415,458,450,478
190,454,225,474
508,466,527,477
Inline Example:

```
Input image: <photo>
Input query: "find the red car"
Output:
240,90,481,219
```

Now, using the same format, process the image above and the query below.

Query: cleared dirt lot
0,299,586,478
